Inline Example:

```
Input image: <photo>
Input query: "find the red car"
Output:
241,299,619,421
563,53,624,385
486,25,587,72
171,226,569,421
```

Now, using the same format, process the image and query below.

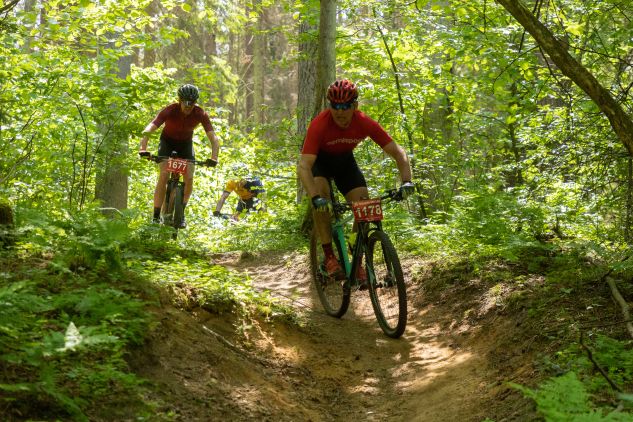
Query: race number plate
166,158,189,175
352,199,383,222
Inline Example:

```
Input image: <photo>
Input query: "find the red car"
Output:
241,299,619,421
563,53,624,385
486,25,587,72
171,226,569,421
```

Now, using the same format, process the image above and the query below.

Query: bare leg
153,162,169,208
344,186,369,233
313,177,333,244
344,186,369,202
183,163,195,204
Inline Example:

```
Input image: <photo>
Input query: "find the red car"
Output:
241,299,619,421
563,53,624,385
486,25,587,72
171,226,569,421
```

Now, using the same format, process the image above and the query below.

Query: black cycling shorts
158,134,194,160
236,197,260,213
312,152,366,196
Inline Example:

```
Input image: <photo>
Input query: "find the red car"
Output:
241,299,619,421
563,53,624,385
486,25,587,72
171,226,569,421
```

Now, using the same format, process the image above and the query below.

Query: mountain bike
309,181,408,338
147,152,213,238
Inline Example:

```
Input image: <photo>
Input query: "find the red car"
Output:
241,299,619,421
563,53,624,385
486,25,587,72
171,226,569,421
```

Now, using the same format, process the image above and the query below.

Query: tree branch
579,331,622,393
0,0,19,15
495,0,633,155
606,277,633,340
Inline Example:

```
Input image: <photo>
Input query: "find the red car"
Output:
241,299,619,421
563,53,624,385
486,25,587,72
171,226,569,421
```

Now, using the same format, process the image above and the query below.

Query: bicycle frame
328,182,388,289
162,173,184,223
145,153,212,232
312,179,408,337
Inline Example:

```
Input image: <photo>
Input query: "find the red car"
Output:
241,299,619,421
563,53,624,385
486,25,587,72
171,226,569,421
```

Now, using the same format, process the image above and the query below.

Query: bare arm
139,123,159,152
214,191,231,213
383,141,412,182
297,154,319,198
206,130,220,161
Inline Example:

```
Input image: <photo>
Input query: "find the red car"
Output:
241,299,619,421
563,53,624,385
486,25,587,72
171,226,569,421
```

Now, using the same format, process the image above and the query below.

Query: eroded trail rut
133,251,534,421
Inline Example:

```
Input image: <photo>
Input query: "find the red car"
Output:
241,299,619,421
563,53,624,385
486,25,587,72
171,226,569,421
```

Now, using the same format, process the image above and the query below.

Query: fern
511,372,633,421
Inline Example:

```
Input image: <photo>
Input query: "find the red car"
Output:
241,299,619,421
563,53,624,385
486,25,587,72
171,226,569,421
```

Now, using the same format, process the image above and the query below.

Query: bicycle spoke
366,231,407,338
309,229,350,318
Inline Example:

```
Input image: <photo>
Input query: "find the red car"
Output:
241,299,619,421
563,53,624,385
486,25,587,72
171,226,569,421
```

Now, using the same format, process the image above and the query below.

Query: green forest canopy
0,0,631,245
2,0,633,419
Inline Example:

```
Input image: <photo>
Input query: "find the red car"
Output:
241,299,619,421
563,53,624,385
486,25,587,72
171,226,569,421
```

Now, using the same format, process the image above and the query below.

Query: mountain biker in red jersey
297,79,415,279
138,84,220,227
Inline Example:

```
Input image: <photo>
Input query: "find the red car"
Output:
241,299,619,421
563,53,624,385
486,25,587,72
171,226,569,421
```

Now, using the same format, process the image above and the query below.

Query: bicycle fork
332,221,373,289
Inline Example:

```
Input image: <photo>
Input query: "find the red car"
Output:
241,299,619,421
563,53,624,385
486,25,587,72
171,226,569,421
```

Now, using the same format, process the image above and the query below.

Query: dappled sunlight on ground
130,250,536,421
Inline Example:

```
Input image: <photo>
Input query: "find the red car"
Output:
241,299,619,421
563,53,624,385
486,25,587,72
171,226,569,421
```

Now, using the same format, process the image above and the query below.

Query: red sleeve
361,114,393,148
198,109,213,133
301,111,327,155
151,105,173,128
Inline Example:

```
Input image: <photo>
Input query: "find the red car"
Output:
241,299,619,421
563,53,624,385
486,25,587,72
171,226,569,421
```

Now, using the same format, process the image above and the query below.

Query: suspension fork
348,222,370,283
331,218,351,276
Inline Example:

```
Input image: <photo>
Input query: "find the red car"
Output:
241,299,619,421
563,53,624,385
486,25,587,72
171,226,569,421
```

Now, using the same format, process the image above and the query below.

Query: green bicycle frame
331,210,381,285
331,218,351,277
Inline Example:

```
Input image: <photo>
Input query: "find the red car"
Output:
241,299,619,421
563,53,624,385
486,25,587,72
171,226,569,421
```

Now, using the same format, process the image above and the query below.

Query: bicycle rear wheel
366,230,407,338
173,185,184,225
170,185,184,239
162,183,175,226
309,228,350,318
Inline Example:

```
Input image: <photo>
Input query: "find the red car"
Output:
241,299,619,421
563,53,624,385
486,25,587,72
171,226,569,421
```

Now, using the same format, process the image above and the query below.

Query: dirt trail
131,250,535,421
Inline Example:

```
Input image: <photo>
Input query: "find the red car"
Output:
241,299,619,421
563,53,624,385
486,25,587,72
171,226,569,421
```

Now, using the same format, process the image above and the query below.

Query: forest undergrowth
1,207,633,421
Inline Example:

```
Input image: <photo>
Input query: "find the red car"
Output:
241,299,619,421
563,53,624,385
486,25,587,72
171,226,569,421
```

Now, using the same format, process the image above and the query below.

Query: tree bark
312,0,337,118
95,54,130,213
253,1,265,125
495,0,633,155
606,277,633,340
297,18,318,147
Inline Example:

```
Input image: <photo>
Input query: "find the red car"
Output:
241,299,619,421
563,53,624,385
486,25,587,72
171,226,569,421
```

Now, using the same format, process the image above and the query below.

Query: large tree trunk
495,0,633,155
95,54,130,212
253,1,265,125
0,200,15,249
142,0,161,67
295,7,319,206
296,18,318,145
312,0,337,117
298,0,336,216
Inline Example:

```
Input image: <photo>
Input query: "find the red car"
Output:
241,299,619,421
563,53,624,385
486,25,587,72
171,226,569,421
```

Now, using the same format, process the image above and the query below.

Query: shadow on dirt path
130,250,536,421
209,251,535,421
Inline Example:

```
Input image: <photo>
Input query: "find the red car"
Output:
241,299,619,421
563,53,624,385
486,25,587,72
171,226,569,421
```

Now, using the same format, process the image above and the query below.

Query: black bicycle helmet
177,84,199,102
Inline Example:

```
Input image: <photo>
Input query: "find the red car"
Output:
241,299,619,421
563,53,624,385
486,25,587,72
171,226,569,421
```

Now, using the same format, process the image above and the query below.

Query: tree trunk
95,54,130,213
0,200,15,248
142,0,161,67
312,0,337,118
495,0,633,155
297,18,318,146
253,2,265,125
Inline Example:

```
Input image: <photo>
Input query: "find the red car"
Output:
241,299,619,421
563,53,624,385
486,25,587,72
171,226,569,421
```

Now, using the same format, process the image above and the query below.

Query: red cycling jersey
151,103,214,142
301,109,393,155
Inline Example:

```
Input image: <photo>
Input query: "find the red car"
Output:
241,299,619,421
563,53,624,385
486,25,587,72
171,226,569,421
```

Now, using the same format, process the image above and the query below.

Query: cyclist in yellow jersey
213,177,265,220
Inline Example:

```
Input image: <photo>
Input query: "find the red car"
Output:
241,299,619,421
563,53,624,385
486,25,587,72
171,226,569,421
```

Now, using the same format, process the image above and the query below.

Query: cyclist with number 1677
138,84,220,227
297,79,415,279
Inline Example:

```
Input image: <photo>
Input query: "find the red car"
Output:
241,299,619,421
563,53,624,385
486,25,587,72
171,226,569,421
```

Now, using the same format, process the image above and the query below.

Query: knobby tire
162,183,175,226
366,230,407,338
173,184,184,233
309,228,350,318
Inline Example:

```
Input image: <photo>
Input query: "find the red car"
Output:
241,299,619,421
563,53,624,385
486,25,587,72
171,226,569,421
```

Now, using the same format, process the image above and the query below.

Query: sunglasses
181,100,196,107
330,102,354,111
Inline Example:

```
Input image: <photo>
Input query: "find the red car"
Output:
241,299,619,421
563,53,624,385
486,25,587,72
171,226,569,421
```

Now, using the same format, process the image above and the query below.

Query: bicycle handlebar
332,189,402,214
142,153,216,168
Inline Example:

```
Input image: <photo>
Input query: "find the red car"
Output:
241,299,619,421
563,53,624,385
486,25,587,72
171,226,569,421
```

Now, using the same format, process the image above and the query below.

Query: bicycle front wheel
366,230,407,338
162,183,175,226
309,228,350,318
173,185,184,229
